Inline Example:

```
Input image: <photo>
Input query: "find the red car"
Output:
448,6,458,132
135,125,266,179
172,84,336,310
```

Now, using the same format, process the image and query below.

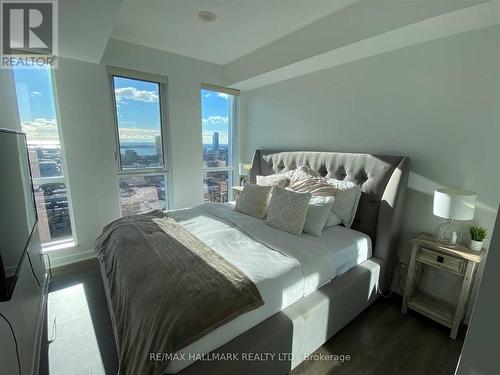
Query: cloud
115,87,159,103
203,92,230,99
21,119,60,144
31,91,42,96
202,116,228,127
118,127,161,142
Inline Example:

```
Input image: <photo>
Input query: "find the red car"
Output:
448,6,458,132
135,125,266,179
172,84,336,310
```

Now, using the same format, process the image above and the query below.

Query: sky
114,76,162,144
201,89,230,145
12,68,230,146
13,67,60,145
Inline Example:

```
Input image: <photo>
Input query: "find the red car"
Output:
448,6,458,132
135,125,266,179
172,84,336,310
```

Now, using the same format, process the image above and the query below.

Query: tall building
155,135,162,161
212,132,219,152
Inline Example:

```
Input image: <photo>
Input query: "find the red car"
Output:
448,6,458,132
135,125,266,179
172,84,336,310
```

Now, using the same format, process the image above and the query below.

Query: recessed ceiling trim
230,0,500,91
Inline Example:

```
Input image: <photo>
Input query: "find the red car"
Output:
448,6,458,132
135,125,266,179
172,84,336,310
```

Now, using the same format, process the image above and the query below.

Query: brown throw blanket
96,211,264,375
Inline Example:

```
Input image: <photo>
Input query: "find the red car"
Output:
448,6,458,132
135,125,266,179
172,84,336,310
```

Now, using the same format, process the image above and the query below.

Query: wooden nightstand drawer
418,247,465,275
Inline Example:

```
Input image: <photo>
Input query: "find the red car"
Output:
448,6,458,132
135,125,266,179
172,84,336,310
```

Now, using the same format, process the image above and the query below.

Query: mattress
302,224,372,277
165,203,371,373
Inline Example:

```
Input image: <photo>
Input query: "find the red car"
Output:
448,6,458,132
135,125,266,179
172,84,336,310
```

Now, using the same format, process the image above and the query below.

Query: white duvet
165,203,371,373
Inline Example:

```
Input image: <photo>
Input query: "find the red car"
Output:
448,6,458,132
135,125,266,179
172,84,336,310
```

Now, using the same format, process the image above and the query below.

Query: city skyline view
201,89,233,204
12,67,73,243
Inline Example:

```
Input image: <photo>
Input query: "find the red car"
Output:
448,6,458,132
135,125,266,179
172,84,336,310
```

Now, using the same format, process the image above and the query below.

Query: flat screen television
0,128,38,302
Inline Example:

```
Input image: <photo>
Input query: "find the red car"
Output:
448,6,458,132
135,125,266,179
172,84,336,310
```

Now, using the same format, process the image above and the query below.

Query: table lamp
433,188,477,246
238,163,251,186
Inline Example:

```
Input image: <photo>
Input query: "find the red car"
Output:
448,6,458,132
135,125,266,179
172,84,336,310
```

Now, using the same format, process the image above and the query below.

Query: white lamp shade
239,163,251,176
433,188,477,221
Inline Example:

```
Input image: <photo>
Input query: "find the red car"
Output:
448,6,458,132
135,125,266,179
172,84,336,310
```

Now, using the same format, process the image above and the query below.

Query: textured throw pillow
288,165,320,183
288,177,338,196
324,178,361,228
303,196,336,236
266,186,311,236
234,183,272,219
256,174,290,188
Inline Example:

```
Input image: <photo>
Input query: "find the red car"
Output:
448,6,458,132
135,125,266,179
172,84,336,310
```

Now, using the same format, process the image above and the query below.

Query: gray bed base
177,258,382,375
99,149,408,375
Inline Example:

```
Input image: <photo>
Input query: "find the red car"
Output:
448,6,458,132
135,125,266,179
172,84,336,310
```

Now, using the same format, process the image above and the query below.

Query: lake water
120,143,157,156
121,143,230,156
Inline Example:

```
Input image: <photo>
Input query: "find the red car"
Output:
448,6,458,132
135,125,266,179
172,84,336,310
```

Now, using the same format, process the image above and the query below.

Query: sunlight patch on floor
47,283,105,375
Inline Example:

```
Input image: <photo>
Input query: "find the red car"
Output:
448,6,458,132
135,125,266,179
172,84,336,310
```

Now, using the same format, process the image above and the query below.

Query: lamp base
240,176,249,187
435,219,462,246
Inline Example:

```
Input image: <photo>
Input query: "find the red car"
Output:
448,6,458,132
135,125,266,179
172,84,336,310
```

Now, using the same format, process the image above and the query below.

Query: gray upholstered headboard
249,150,409,291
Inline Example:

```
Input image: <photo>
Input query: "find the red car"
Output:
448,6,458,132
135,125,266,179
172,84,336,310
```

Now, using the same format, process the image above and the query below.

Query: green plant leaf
470,226,487,241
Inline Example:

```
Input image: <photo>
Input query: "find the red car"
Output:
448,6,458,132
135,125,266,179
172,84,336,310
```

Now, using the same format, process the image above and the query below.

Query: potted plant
469,226,487,251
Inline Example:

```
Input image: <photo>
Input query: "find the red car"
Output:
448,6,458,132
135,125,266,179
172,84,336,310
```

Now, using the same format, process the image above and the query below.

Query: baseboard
46,249,96,269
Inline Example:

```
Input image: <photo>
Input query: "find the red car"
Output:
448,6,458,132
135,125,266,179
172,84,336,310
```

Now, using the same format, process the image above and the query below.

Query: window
13,67,75,244
109,68,169,216
201,86,238,203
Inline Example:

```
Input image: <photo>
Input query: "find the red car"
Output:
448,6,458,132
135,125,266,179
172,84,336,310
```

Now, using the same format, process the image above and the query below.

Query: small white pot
469,239,483,251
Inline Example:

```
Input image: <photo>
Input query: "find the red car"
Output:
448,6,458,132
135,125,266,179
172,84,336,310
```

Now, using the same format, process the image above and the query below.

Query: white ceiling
59,0,123,63
111,0,360,65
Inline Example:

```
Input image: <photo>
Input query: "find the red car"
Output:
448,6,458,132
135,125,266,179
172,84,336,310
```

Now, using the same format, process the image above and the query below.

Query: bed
98,150,409,375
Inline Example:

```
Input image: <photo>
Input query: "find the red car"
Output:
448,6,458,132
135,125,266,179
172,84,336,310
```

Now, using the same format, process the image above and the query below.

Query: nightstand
232,185,243,199
401,233,486,339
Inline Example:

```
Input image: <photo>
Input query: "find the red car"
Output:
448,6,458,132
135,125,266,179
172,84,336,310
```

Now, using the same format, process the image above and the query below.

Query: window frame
200,84,239,202
107,66,172,213
12,66,78,247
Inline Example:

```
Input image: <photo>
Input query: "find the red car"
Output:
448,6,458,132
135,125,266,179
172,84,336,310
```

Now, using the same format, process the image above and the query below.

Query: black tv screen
0,128,38,301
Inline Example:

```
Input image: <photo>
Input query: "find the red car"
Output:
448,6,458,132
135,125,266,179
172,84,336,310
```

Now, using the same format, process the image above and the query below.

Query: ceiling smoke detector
197,11,217,23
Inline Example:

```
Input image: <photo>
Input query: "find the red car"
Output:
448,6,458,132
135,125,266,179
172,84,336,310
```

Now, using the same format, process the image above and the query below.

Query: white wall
240,26,500,304
48,40,225,266
51,57,121,262
0,69,21,129
456,207,500,375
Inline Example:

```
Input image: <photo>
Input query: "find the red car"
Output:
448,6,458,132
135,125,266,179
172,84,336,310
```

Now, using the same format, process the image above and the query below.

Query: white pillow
331,186,361,228
234,183,272,219
326,211,343,227
266,186,311,236
303,196,335,236
323,178,361,228
256,174,290,187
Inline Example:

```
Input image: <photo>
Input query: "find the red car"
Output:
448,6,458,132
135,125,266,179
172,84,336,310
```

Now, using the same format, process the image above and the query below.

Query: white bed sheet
302,224,372,277
165,203,371,373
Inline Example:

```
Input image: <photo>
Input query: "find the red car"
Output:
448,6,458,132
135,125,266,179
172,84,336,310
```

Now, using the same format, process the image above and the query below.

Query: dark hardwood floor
41,259,464,375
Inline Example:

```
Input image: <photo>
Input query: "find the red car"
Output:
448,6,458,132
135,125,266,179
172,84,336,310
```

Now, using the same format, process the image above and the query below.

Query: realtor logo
1,1,58,68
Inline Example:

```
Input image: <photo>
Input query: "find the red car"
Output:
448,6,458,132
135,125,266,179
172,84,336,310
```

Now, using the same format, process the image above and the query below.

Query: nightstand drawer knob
437,256,444,263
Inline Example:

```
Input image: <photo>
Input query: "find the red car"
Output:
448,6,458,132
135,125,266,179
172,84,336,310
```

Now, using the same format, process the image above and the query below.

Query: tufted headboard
249,150,409,291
